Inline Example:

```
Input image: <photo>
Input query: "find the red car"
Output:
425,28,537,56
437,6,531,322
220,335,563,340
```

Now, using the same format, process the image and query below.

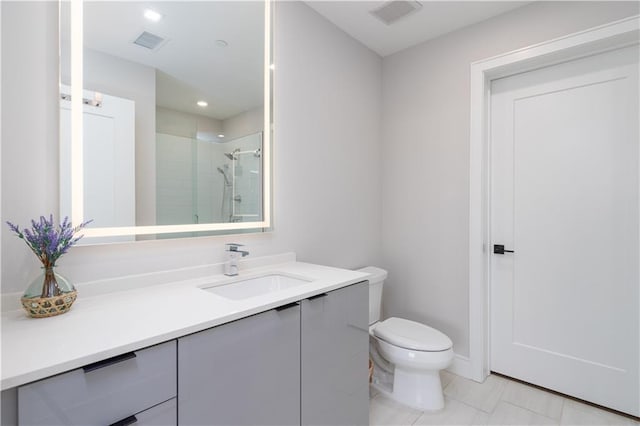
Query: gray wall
1,1,59,293
380,1,639,357
0,16,13,426
0,1,382,292
223,106,264,141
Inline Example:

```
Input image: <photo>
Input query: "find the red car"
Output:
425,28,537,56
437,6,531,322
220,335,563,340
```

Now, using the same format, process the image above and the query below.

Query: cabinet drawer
18,341,177,426
110,398,177,426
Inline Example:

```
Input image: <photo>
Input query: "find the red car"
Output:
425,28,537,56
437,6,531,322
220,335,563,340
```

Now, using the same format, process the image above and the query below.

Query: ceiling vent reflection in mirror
370,0,422,26
133,31,166,50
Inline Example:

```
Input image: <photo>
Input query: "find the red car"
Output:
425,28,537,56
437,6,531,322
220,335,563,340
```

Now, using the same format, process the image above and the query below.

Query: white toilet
361,266,454,411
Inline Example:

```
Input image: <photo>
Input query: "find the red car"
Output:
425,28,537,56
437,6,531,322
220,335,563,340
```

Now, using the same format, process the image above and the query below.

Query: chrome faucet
224,243,249,276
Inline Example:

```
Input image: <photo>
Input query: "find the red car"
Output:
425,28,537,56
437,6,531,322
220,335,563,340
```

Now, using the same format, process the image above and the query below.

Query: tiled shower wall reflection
156,108,262,227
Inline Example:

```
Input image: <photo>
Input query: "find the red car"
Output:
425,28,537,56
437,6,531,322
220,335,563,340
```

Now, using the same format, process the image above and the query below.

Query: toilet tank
357,266,388,325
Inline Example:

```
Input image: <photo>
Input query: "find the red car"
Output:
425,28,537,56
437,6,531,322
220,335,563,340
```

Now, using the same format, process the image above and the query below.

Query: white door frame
468,15,640,383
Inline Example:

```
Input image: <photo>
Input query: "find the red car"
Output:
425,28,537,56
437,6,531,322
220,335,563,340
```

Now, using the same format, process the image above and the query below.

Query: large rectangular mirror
59,1,272,243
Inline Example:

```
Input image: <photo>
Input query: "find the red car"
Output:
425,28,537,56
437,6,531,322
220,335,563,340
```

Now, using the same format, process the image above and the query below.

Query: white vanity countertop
0,256,369,390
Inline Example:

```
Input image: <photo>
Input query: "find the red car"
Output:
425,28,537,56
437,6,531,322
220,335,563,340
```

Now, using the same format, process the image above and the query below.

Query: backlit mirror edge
67,0,273,238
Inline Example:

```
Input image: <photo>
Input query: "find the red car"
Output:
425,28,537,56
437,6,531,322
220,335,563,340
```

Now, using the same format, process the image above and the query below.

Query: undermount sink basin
203,274,312,300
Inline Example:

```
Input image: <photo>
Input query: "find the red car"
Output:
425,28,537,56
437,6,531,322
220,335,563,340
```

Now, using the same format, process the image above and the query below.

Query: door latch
493,244,514,254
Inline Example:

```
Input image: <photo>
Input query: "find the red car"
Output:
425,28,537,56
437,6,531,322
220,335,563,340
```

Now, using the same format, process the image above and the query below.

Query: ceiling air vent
133,31,165,50
371,1,422,26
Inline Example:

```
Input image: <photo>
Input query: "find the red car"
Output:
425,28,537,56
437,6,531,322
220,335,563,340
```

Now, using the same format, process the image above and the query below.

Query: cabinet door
301,282,369,426
178,304,300,426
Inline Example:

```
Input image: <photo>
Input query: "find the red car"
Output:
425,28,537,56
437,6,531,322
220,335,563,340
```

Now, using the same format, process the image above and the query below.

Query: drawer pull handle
109,414,137,426
83,351,137,373
307,293,327,301
275,302,299,311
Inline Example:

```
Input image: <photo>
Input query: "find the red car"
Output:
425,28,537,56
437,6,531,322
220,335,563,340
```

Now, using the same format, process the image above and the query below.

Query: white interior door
490,45,639,416
60,86,135,242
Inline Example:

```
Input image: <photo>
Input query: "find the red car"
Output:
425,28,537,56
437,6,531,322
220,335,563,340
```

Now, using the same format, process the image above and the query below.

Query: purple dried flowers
6,215,91,269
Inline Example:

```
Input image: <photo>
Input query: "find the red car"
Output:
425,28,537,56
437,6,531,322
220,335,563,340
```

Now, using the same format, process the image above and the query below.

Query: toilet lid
373,317,452,351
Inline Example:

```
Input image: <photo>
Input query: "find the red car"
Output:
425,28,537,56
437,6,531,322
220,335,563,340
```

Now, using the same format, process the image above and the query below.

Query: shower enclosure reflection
156,130,262,229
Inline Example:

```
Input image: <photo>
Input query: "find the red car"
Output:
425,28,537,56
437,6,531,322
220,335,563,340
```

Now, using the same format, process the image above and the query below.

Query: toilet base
393,367,444,411
370,356,447,412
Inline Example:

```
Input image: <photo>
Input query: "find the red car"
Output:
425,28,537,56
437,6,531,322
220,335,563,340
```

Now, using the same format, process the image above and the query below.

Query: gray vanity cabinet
178,282,368,426
13,283,369,426
301,281,369,426
178,303,301,426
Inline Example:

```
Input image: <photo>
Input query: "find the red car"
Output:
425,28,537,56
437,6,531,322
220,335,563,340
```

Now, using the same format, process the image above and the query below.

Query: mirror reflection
60,1,267,241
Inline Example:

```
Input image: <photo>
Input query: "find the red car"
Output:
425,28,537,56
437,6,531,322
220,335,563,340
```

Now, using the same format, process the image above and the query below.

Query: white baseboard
446,353,474,380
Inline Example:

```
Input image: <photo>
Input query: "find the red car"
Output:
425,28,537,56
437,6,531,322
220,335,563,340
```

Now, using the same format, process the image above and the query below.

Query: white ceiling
78,1,264,120
306,1,531,57
71,1,531,119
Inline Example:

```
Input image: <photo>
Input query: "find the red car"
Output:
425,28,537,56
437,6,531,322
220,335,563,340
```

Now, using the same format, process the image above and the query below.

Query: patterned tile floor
370,372,639,425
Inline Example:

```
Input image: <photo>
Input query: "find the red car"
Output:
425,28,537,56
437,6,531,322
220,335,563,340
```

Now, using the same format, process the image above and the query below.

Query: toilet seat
373,317,452,352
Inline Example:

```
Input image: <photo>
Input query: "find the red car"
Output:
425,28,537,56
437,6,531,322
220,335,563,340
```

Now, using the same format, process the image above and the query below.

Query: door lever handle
493,244,514,254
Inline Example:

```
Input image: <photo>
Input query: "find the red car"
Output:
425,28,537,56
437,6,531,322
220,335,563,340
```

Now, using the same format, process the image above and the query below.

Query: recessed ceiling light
197,100,208,107
214,40,228,48
143,9,163,22
217,134,225,138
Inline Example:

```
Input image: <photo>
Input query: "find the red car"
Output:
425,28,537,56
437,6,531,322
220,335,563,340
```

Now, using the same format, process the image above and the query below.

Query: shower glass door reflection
230,133,262,221
156,131,263,231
